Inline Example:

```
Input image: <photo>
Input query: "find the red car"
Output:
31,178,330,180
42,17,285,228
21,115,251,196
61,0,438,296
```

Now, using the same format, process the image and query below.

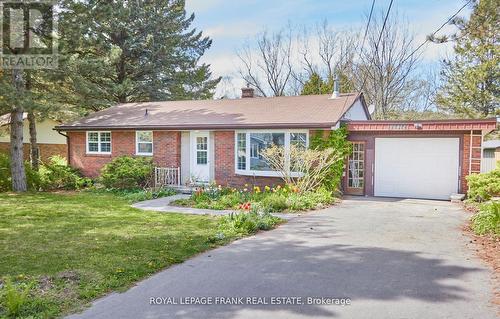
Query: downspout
57,130,70,164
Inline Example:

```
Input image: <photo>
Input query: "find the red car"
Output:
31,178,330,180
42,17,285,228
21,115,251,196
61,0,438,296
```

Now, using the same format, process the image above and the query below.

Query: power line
337,0,376,117
359,0,395,93
400,0,472,65
359,0,376,58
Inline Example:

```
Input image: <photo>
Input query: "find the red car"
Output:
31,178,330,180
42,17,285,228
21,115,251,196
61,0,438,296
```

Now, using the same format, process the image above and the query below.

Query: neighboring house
0,113,67,162
55,87,497,200
481,140,500,172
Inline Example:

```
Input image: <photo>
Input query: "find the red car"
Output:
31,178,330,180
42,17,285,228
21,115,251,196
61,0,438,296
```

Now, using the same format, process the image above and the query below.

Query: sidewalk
131,194,234,215
132,194,298,219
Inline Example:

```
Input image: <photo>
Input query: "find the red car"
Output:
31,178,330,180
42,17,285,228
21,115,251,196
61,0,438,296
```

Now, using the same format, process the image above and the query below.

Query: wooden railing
154,167,180,187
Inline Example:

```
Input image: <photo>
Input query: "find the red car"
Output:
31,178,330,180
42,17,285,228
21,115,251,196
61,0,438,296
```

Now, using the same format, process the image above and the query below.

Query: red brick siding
0,142,67,163
213,131,283,188
461,132,482,192
68,131,181,177
153,131,181,168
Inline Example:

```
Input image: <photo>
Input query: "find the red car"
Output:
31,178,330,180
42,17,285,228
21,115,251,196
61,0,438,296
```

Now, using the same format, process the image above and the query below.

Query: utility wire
337,0,377,118
399,0,472,65
359,0,395,93
359,0,376,59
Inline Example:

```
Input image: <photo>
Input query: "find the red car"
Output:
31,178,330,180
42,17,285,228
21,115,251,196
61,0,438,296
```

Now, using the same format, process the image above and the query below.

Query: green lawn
0,192,235,318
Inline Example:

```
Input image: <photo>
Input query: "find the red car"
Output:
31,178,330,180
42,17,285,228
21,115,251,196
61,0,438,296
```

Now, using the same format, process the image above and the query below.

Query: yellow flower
254,186,261,193
244,183,249,188
264,185,271,192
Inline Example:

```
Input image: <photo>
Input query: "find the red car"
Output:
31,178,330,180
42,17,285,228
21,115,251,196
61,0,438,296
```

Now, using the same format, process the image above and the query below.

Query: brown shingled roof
56,93,366,131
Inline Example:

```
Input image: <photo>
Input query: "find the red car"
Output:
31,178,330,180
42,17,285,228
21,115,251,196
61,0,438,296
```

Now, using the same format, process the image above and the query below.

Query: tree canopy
436,0,499,118
59,0,220,112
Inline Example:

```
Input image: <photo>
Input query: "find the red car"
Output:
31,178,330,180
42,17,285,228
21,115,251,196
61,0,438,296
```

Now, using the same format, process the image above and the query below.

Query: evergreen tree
59,0,220,112
301,72,354,95
436,0,499,117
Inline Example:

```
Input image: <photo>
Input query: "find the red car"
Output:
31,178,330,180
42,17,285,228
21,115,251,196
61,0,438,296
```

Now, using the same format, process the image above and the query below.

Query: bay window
235,130,308,176
136,131,153,155
86,131,111,154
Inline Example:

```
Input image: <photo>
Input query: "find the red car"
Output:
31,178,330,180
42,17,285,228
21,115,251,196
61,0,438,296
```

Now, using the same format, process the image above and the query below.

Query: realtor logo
0,0,57,69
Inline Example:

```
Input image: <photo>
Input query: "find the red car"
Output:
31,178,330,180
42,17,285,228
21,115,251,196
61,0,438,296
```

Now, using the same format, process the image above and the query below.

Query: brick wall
346,131,484,195
461,132,482,192
68,131,181,177
0,142,67,163
153,131,181,168
213,131,282,188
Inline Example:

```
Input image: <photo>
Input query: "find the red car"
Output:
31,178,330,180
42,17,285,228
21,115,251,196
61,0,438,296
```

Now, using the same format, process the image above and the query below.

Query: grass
0,191,239,318
471,201,500,236
86,187,177,203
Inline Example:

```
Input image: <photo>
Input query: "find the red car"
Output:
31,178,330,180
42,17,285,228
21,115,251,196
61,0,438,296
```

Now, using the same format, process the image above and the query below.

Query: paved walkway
132,194,298,219
132,194,234,215
69,197,497,319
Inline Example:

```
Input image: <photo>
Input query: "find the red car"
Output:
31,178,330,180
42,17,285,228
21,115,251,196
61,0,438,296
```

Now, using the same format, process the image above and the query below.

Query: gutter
54,122,337,132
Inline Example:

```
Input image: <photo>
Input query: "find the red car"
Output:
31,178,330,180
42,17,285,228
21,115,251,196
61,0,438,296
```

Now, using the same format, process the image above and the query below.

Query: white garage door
374,138,460,200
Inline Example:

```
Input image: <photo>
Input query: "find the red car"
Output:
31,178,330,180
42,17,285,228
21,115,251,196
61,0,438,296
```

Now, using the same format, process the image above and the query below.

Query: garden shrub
260,194,288,212
175,184,335,213
309,126,352,191
100,156,154,189
218,211,281,236
466,165,500,202
471,201,500,236
0,153,12,192
0,278,33,318
38,156,91,190
286,188,334,211
0,154,86,192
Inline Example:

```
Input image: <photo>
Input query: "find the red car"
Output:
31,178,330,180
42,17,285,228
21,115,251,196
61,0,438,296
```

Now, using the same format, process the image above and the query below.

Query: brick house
0,113,67,162
55,87,497,200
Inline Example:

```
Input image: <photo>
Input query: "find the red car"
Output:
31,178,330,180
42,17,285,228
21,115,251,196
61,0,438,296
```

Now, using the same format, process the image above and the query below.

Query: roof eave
54,122,336,131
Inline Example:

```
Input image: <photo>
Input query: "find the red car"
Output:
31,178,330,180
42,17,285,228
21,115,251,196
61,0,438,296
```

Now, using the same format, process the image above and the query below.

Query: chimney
241,83,254,98
330,73,340,99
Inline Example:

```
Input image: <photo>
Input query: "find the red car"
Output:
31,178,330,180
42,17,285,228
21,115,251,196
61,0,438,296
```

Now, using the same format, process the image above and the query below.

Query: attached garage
374,138,459,200
344,119,497,200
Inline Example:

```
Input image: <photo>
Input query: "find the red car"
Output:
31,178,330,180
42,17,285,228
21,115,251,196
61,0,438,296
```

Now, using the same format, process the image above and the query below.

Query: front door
346,141,365,195
191,132,210,182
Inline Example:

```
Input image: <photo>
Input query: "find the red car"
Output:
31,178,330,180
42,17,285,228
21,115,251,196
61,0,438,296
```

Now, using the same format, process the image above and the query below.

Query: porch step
170,185,196,194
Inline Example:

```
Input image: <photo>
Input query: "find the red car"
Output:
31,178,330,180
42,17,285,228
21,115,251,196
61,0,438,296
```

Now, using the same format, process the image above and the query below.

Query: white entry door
374,138,460,200
190,132,210,182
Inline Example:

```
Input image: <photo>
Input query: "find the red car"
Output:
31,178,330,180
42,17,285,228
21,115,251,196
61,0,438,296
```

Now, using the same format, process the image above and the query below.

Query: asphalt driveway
68,197,497,319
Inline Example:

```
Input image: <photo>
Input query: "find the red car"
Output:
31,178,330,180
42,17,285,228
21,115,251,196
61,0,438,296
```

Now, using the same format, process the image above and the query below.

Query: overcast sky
185,0,470,97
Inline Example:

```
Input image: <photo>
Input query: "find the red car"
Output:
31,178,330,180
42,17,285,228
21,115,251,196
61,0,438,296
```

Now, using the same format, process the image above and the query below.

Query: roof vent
330,73,340,99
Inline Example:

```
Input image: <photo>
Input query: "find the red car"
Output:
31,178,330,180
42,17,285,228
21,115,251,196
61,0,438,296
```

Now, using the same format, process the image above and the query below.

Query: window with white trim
235,130,308,177
86,131,111,154
136,131,153,155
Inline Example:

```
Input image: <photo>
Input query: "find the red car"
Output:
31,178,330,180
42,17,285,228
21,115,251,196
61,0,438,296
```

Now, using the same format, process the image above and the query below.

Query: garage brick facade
345,120,495,196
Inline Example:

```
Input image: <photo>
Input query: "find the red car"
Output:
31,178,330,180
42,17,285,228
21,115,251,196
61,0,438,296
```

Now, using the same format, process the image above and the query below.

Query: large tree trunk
27,111,39,171
25,71,39,171
10,69,27,192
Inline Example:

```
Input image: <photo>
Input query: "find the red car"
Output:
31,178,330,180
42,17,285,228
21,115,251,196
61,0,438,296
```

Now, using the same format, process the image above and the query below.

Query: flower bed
171,183,336,213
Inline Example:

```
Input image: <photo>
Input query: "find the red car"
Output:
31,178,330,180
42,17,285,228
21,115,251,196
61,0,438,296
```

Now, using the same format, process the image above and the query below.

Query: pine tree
436,0,499,117
301,72,354,95
59,0,220,112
